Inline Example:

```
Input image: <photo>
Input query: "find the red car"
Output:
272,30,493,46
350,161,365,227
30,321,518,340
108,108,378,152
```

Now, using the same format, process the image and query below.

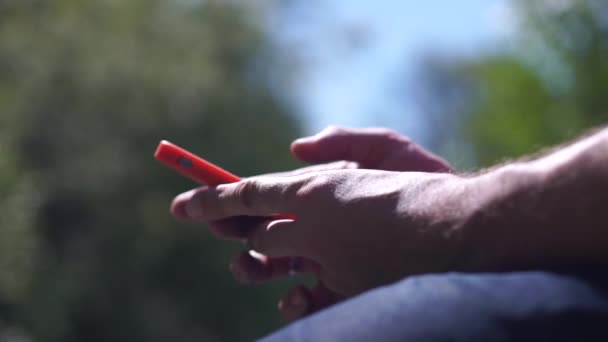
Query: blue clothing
260,270,608,341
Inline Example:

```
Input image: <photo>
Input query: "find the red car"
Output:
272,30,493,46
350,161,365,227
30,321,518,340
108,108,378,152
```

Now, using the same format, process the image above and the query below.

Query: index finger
174,176,303,221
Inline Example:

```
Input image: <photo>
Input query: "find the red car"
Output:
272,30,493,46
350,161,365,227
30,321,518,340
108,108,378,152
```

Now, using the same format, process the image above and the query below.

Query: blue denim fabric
259,270,608,341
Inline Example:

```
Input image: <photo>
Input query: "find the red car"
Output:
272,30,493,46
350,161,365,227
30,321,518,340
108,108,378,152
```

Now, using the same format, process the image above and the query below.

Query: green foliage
464,56,585,164
424,0,608,167
0,1,301,341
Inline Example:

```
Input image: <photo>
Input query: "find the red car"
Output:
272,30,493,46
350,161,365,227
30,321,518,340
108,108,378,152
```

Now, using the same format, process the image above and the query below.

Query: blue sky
271,0,513,142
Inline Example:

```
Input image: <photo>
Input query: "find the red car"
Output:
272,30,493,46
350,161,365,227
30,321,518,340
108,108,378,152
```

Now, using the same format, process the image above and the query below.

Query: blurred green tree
418,0,608,168
0,1,301,341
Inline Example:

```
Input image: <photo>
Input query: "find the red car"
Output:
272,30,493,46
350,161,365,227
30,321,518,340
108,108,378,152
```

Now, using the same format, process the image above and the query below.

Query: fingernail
184,195,202,219
290,291,305,308
293,137,316,145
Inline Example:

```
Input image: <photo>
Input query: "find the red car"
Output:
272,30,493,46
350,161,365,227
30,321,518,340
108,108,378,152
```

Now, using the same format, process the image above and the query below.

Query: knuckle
332,160,358,169
344,161,360,169
189,189,204,204
233,180,259,211
371,129,412,154
321,125,348,137
187,190,208,216
377,128,409,144
295,174,333,203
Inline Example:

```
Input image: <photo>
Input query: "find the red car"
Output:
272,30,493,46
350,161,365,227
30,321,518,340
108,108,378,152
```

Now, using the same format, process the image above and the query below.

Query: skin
172,126,453,320
171,126,608,323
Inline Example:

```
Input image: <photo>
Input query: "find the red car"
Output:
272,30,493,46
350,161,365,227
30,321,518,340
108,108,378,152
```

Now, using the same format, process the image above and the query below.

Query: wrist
441,129,608,273
455,163,550,272
403,172,485,273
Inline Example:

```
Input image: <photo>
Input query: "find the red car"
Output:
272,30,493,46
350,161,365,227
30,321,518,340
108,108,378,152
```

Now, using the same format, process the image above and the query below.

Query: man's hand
174,168,471,296
172,126,608,325
172,126,453,321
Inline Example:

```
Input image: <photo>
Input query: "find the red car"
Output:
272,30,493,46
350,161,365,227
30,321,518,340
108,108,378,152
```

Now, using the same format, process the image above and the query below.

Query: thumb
290,126,402,168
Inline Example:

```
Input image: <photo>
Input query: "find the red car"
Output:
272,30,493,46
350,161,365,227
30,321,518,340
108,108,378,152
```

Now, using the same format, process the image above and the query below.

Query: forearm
463,128,608,270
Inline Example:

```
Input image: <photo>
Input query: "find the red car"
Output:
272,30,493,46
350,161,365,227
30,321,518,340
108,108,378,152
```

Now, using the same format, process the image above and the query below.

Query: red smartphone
154,140,295,220
154,140,241,186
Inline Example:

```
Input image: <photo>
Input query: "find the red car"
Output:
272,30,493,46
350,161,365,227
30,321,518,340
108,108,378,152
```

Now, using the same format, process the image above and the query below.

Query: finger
291,126,452,172
178,177,301,221
278,283,343,322
230,251,319,284
208,216,268,241
310,283,343,312
278,286,312,322
171,188,201,221
291,126,404,167
247,219,310,258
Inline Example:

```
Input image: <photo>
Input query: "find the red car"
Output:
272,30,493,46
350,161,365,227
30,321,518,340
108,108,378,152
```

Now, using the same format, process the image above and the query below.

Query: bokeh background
0,0,606,341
